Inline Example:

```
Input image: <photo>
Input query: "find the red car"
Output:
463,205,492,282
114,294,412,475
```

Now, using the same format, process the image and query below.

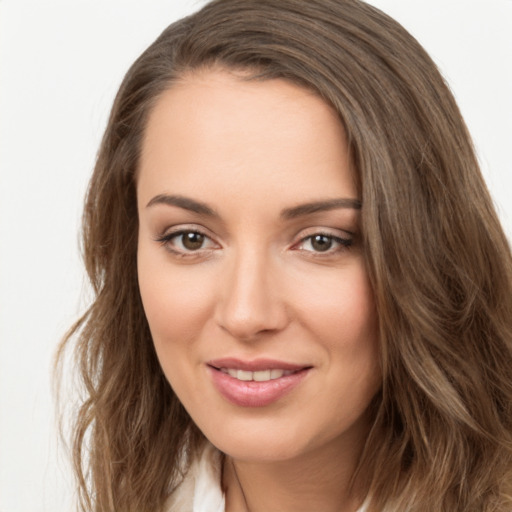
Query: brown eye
156,228,218,256
181,232,205,251
310,235,333,252
295,232,353,255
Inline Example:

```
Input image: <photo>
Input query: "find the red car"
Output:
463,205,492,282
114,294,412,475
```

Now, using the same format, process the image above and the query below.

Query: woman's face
137,69,380,463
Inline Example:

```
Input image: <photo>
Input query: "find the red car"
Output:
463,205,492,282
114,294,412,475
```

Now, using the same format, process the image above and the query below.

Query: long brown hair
56,1,512,510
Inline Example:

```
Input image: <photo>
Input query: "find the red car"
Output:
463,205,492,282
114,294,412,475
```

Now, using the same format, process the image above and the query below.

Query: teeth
221,368,295,382
237,370,253,381
271,369,285,379
253,370,271,381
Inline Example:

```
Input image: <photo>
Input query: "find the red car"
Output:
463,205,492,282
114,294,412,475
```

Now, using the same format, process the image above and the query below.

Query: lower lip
207,366,311,407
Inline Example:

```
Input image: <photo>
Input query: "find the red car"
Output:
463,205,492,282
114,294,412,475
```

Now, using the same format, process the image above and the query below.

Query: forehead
138,69,357,210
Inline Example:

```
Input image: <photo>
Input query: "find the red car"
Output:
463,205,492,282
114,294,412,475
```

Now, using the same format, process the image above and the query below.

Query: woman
57,0,512,510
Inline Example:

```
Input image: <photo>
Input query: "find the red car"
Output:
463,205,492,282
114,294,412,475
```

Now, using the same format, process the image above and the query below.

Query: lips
219,368,295,381
207,358,312,407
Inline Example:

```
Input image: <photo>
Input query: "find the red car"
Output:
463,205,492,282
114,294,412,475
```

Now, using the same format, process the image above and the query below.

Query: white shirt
165,443,368,512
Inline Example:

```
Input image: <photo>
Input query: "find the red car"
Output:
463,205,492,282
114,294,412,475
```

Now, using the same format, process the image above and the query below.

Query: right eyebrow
146,194,219,218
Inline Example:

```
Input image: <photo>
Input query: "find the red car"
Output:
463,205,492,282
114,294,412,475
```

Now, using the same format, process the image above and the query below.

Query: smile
219,368,297,381
207,359,312,407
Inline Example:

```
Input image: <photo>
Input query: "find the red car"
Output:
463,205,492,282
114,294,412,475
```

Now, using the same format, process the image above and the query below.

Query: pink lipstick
206,358,312,407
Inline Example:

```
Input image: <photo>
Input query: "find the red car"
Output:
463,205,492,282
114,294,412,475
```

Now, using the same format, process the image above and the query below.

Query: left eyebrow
281,198,361,219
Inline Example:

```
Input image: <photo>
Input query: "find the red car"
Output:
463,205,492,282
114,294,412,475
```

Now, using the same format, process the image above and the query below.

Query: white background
0,1,510,510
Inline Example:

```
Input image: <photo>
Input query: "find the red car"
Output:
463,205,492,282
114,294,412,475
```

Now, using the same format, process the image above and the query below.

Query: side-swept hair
57,1,512,510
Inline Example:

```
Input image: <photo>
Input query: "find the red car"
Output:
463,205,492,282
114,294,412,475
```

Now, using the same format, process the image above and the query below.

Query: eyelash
293,232,353,255
155,228,353,258
155,229,218,258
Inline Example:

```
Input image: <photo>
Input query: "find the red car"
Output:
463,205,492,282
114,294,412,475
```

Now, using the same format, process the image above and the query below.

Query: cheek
292,260,378,344
137,245,214,358
294,262,381,394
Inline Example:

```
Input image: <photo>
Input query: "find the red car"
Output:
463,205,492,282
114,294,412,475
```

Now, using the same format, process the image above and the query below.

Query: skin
137,69,381,512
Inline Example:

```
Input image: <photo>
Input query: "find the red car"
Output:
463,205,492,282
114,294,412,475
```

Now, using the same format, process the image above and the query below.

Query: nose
214,248,289,341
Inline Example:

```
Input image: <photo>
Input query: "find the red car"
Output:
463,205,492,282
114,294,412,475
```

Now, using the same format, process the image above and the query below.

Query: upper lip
207,357,311,372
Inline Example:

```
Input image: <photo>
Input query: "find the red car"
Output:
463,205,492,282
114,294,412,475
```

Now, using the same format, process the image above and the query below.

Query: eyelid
292,226,354,242
290,227,354,253
154,224,221,255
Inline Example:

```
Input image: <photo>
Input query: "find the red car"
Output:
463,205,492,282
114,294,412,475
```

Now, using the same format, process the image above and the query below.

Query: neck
222,433,368,512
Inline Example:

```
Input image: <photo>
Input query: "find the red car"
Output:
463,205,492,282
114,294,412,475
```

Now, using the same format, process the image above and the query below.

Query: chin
199,415,339,464
214,436,306,463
